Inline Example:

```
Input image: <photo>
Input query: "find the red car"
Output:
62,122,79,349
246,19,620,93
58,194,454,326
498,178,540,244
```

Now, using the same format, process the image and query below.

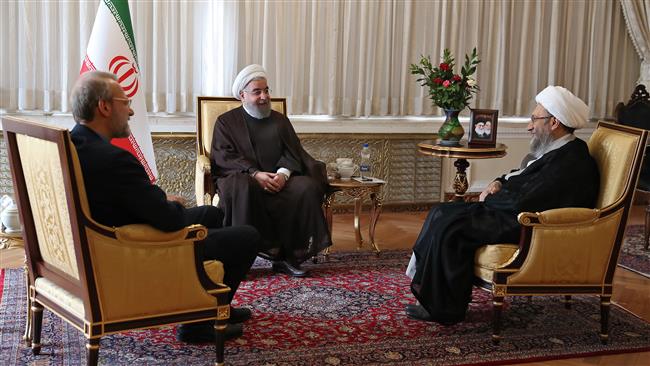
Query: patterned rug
2,251,650,366
620,225,650,278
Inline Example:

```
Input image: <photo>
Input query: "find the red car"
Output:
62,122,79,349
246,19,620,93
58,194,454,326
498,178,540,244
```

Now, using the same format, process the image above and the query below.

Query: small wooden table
417,140,507,201
324,179,384,255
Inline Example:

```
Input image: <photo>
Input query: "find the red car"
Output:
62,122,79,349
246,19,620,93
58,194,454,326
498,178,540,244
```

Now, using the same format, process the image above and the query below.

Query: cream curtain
0,0,640,118
620,0,650,86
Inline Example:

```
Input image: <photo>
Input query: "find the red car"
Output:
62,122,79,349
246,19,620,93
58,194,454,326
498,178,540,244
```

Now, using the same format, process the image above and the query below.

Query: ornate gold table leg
322,192,335,258
368,191,382,254
452,158,470,201
353,196,363,248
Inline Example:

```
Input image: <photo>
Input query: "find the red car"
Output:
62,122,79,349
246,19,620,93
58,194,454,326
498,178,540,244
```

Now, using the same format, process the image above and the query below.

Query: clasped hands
479,180,501,202
254,171,288,194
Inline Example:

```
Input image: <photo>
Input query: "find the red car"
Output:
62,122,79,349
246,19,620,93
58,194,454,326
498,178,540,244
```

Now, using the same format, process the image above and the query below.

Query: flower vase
437,109,464,146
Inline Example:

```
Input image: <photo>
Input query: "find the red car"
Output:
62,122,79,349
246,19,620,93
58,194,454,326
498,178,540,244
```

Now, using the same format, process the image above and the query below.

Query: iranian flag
80,0,157,182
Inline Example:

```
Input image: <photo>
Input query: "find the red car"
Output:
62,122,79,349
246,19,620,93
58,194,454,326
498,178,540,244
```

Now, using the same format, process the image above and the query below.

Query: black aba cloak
210,106,331,262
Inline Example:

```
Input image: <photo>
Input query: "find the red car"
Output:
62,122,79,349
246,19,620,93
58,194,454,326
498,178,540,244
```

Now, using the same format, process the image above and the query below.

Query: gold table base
323,179,384,257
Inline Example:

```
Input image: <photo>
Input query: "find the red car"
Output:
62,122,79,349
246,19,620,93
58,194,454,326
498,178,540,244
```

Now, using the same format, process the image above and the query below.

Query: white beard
243,101,272,119
529,128,554,158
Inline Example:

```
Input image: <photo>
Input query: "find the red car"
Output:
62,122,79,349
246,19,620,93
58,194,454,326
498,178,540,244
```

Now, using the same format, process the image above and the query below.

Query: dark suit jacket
71,124,187,231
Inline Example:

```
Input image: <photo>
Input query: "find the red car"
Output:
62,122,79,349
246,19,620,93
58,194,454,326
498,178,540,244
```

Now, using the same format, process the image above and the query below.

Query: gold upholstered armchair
473,121,647,345
2,116,231,366
195,96,287,206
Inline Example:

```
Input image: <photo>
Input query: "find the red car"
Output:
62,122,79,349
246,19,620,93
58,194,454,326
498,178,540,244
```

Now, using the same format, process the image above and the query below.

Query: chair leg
86,338,100,366
30,302,43,355
562,295,572,309
643,204,650,250
22,264,32,346
600,296,610,344
492,296,504,345
214,323,226,366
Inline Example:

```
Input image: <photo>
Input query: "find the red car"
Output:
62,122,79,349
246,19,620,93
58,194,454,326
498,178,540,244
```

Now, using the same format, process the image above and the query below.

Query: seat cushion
474,244,520,282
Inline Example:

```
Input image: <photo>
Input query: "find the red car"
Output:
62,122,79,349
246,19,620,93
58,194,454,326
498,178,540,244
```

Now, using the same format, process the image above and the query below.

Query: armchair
2,116,231,366
473,121,647,344
195,96,287,206
615,84,650,249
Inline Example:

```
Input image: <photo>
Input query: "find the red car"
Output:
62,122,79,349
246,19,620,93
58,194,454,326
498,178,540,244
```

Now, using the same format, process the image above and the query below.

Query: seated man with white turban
405,86,600,325
210,64,331,277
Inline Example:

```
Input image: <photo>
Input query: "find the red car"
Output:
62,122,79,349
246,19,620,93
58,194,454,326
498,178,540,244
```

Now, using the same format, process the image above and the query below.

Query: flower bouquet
410,48,480,144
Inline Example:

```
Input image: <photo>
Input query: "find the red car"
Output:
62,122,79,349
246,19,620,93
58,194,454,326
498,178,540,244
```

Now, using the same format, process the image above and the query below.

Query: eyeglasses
243,88,271,97
530,115,552,123
112,97,132,107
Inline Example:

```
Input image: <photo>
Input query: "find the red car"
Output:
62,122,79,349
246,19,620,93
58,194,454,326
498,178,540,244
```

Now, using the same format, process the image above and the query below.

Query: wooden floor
1,207,649,365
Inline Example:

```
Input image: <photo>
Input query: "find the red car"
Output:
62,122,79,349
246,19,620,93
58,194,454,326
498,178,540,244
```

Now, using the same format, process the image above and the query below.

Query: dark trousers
185,206,259,302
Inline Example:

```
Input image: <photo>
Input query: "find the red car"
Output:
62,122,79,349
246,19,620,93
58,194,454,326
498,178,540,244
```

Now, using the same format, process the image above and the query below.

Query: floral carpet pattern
620,225,650,278
2,250,650,365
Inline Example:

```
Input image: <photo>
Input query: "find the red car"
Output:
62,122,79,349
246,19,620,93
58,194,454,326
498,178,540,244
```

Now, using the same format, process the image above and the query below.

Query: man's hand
167,194,187,206
254,172,282,193
270,173,288,192
479,181,502,202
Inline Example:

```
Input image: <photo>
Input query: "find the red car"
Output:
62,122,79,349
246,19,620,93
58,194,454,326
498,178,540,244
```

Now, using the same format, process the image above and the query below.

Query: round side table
417,140,507,201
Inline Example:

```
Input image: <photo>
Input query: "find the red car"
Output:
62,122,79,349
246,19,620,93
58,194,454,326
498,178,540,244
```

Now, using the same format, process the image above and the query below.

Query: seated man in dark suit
70,70,261,343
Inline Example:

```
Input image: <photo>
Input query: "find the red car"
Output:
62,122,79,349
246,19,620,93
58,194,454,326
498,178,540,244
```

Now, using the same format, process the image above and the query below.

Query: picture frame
468,109,499,147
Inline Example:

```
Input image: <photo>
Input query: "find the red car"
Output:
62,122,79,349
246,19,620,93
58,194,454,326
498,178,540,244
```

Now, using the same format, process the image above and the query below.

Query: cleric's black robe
210,106,331,262
411,138,600,323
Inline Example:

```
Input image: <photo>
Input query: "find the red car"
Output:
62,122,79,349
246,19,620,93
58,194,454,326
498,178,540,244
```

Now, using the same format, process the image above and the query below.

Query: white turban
535,86,589,129
232,64,267,100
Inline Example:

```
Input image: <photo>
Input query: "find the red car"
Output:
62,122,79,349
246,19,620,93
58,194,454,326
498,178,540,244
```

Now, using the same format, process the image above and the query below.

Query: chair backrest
196,96,287,157
2,116,95,306
588,121,647,210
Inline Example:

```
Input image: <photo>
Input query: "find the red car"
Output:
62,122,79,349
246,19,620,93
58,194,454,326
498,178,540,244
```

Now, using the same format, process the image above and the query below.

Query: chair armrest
195,154,211,206
115,223,207,243
518,207,599,226
507,207,620,286
86,224,229,322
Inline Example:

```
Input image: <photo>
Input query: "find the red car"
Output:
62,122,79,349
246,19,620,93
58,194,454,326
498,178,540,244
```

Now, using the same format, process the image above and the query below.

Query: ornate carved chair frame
3,116,231,366
473,122,647,344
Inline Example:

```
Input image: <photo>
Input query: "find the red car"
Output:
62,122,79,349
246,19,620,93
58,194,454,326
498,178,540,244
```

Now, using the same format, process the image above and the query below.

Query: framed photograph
468,109,499,147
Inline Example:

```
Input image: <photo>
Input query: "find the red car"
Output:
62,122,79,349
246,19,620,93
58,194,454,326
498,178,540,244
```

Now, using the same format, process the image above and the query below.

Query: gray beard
243,102,272,119
529,130,554,158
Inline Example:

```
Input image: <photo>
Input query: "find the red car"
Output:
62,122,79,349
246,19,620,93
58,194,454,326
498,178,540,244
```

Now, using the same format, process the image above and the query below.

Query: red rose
442,80,451,88
433,77,443,84
453,74,461,82
439,63,450,71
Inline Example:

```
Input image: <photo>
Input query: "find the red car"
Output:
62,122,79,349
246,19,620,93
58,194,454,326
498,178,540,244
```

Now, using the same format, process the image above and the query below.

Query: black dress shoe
229,306,252,323
176,322,243,344
272,260,309,277
405,304,433,322
405,304,463,326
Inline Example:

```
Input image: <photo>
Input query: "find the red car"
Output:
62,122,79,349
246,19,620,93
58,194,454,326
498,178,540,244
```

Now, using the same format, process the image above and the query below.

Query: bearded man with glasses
210,64,331,278
404,86,600,325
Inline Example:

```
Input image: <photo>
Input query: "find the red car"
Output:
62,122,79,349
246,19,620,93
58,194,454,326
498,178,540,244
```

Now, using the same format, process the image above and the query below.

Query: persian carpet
2,251,650,366
619,225,650,278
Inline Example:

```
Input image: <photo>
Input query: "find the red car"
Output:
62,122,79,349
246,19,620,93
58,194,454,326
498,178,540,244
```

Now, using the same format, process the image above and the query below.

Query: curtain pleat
0,0,641,119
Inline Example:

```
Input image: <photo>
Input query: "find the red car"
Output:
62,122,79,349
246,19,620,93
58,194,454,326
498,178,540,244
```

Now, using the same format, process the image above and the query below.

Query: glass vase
437,109,464,146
